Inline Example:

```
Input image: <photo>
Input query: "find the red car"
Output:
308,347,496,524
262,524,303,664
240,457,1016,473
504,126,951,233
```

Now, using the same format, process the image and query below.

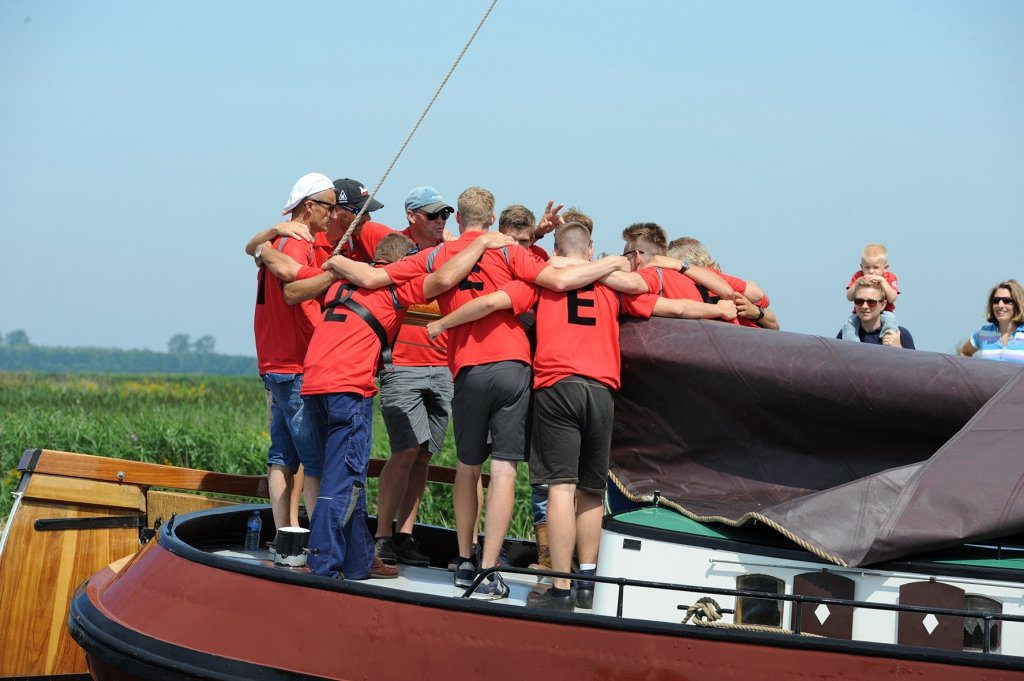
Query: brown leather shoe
369,555,398,579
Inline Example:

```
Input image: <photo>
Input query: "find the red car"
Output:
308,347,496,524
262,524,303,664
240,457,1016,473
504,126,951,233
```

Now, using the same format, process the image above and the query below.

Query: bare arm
259,244,302,283
958,339,977,357
426,290,514,340
734,292,779,330
283,271,337,305
845,286,857,302
683,266,734,299
742,279,765,304
652,297,737,321
533,255,630,292
599,270,651,295
244,221,313,256
645,255,745,301
322,255,393,289
422,232,515,299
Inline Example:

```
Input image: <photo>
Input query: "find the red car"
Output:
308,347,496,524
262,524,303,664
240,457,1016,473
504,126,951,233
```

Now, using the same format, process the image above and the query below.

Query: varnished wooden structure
0,447,482,679
0,449,267,678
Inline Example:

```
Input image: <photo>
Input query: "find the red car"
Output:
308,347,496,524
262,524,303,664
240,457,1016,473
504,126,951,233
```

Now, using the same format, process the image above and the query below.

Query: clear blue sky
1,1,1021,356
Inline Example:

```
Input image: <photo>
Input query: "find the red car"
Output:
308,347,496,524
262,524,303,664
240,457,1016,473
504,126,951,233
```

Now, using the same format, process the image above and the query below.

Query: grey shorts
529,376,614,494
452,361,532,466
379,365,454,455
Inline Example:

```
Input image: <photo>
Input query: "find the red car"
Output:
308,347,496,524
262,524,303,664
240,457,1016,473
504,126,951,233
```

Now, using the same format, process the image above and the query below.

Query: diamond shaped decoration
922,613,939,635
814,603,830,625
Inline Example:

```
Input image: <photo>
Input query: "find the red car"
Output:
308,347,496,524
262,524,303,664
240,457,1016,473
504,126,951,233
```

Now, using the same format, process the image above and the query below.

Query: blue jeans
531,484,548,525
262,373,316,475
305,393,375,579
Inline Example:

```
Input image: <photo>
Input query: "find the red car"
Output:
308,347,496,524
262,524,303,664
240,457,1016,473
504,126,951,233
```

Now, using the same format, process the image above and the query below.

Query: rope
681,596,823,637
333,0,500,255
606,471,848,566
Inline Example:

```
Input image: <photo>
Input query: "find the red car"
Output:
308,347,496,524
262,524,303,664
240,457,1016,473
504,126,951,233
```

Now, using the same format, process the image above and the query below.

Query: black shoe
394,532,429,567
453,556,478,588
374,537,398,566
575,568,596,609
527,588,574,612
448,543,478,572
575,586,594,609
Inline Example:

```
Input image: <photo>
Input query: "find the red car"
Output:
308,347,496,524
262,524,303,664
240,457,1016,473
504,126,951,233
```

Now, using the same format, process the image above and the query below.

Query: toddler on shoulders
841,243,900,341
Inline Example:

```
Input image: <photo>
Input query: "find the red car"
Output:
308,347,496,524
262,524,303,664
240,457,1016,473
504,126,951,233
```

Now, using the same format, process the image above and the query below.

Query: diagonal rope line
334,0,499,255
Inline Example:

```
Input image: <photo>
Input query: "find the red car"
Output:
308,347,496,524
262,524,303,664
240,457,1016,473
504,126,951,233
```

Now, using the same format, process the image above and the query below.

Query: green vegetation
0,372,534,538
0,345,256,375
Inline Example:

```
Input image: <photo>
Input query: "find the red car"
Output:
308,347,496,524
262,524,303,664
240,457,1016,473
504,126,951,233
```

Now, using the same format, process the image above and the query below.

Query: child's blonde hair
861,243,888,264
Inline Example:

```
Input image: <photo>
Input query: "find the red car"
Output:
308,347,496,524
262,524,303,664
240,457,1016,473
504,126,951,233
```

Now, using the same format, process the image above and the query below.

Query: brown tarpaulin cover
611,318,1024,567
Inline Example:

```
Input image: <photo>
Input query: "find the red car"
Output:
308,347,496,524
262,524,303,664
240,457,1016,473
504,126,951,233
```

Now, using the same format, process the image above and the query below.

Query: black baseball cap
333,179,384,212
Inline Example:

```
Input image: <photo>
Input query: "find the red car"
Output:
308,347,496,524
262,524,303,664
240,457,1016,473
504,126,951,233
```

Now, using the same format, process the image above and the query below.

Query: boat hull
70,536,1024,680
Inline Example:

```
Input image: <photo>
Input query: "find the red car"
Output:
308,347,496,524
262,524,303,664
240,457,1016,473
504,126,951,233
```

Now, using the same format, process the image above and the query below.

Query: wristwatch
755,305,766,321
678,259,692,273
254,244,265,264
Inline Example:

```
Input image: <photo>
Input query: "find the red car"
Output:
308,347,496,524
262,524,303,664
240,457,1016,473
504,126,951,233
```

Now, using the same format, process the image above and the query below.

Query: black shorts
529,376,614,494
452,361,532,466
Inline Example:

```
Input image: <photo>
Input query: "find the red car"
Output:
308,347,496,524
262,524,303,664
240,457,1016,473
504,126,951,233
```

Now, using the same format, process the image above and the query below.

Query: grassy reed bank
0,372,534,537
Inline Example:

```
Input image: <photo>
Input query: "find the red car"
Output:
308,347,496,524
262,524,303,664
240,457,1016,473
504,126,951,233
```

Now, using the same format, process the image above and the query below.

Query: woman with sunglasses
958,280,1024,364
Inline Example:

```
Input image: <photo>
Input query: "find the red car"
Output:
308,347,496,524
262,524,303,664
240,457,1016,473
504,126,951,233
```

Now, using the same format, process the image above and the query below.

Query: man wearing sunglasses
836,277,916,349
251,172,337,534
373,187,459,569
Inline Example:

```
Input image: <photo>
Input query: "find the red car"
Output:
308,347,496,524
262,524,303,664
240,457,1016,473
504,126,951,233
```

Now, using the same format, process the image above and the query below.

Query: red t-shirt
529,243,550,261
500,280,649,391
847,270,900,312
384,231,548,377
392,227,449,366
335,221,396,264
254,236,323,374
301,275,428,397
637,267,703,301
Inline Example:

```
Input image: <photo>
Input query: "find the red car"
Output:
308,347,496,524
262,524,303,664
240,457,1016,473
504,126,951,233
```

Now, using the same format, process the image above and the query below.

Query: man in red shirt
373,187,459,568
247,178,386,518
252,172,336,533
302,230,514,580
425,223,735,610
321,187,633,599
660,236,779,330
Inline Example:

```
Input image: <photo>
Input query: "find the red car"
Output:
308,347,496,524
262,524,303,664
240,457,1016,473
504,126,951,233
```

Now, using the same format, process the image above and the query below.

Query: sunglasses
853,298,883,308
622,249,646,258
336,203,361,215
307,199,335,210
420,208,453,221
992,296,1015,305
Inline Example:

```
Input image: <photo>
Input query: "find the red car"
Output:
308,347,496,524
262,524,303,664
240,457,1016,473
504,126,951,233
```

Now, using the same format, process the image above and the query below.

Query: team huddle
248,173,772,609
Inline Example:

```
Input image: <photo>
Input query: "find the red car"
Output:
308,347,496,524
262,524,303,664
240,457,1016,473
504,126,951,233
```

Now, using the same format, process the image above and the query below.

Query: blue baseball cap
405,186,453,214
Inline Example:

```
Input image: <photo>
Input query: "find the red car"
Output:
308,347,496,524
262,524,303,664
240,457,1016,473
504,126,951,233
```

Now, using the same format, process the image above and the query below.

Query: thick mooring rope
681,596,823,637
333,0,500,255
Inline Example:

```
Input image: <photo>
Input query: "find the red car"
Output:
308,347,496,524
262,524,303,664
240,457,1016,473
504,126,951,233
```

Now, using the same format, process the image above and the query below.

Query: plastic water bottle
244,511,262,551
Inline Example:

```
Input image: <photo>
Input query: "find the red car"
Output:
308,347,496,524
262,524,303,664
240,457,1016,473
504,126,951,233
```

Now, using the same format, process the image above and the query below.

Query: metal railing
463,566,1023,655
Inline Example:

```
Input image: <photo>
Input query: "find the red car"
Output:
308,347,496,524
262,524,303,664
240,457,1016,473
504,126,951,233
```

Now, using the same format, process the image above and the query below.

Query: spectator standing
842,243,899,341
836,277,916,349
958,280,1024,364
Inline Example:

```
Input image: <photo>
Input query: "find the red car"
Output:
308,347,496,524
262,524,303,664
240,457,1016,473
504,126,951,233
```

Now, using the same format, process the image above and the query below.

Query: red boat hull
70,538,1023,681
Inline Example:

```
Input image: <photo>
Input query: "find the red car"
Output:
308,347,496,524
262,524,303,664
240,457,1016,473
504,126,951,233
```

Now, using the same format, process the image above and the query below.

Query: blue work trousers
305,392,375,579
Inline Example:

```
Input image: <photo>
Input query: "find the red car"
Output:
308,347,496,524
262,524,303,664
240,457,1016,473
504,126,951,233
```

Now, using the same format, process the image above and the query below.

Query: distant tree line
0,330,255,375
168,333,217,354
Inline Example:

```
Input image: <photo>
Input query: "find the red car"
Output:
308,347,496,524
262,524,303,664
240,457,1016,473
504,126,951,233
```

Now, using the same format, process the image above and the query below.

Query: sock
577,566,597,589
549,586,571,598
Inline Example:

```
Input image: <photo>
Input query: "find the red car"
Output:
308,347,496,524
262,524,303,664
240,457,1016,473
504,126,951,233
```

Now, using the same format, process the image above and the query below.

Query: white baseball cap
281,172,334,215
